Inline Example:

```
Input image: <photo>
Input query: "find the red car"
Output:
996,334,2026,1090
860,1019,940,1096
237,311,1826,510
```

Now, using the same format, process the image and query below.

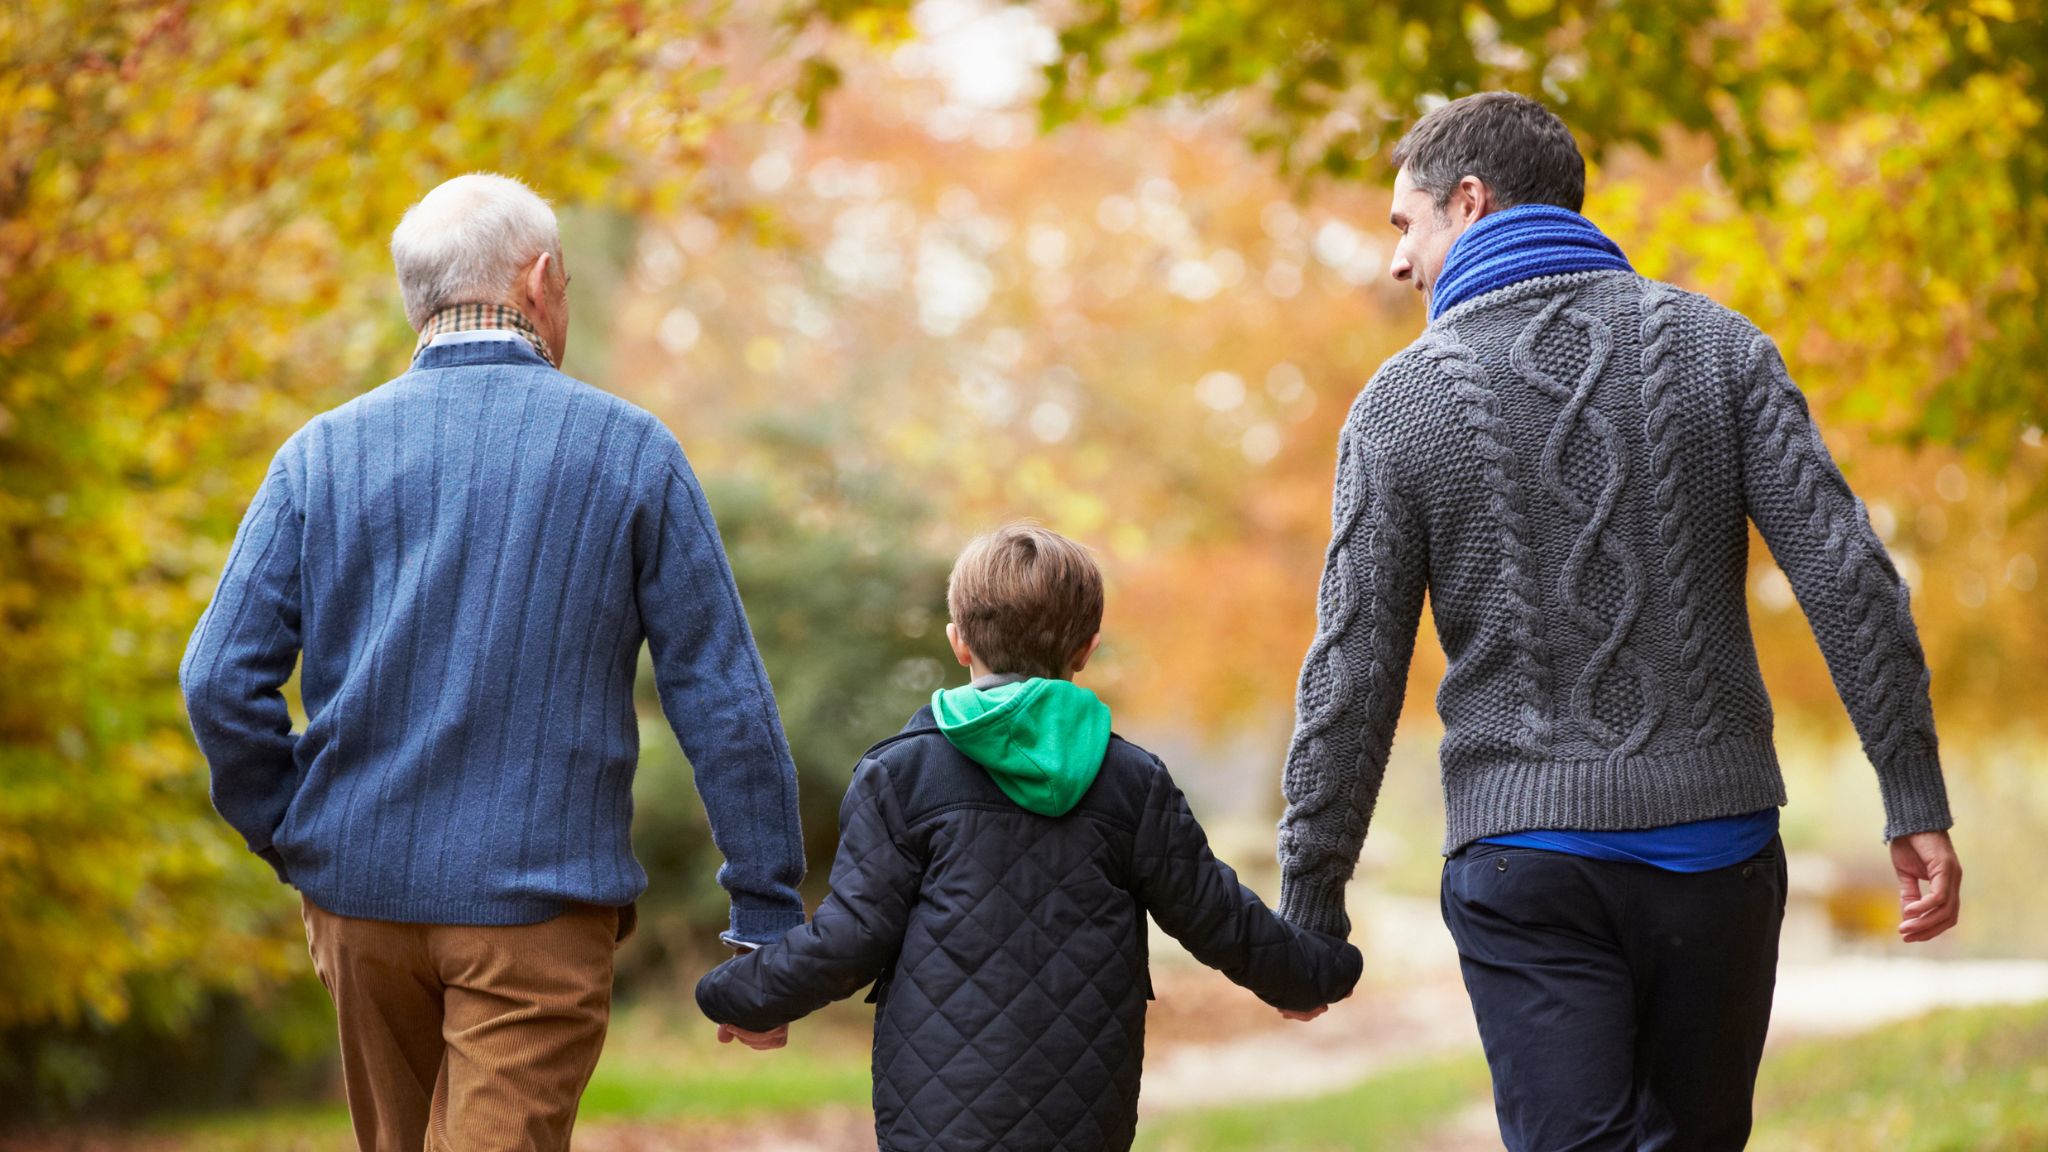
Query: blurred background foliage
2,0,2044,1124
624,421,954,985
807,0,2048,479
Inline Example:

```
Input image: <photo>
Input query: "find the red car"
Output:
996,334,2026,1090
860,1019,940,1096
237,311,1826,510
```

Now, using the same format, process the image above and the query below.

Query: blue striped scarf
1428,203,1632,322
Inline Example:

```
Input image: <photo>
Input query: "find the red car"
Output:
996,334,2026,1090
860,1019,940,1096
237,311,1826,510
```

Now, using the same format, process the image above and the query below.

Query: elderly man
180,173,806,1149
1275,93,1961,1150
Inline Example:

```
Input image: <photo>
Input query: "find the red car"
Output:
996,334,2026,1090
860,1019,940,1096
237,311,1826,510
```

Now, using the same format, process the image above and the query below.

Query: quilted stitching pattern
699,715,1362,1152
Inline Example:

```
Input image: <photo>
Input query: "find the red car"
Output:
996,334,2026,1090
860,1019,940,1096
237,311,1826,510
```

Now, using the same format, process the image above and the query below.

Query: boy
697,523,1361,1152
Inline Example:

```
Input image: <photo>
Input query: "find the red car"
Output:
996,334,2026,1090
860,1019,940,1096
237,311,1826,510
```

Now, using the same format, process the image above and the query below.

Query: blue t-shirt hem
1478,809,1780,873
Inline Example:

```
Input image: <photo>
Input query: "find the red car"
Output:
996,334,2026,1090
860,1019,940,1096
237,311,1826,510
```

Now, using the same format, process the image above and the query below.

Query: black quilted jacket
696,706,1363,1152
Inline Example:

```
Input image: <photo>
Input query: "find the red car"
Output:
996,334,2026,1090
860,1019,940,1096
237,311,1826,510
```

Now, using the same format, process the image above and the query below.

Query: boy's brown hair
947,523,1104,680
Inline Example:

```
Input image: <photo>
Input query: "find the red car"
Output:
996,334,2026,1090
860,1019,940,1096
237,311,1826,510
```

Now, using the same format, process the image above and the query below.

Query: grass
132,997,875,1149
574,997,873,1119
102,999,2048,1151
1134,1002,2048,1152
138,1106,356,1152
1751,1001,2048,1151
1131,1055,1493,1152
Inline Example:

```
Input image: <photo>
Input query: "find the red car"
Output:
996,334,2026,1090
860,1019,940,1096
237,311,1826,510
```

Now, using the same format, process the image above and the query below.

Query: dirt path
21,897,2043,1152
1137,895,2048,1150
1138,967,1480,1115
575,1109,877,1152
574,898,2048,1152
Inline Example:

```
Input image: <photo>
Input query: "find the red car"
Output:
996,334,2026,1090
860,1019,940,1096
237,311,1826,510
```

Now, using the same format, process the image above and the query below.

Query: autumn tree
0,0,823,1109
801,0,2048,488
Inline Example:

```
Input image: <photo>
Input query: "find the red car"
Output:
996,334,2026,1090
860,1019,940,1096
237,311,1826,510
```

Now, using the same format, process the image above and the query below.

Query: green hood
930,678,1112,817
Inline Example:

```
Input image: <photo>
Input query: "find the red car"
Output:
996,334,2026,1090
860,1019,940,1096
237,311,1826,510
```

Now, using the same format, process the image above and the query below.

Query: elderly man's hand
717,1022,789,1050
1892,830,1962,943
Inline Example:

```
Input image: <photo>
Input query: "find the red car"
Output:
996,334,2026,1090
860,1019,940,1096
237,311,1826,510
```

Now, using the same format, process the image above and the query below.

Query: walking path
34,891,2036,1152
636,888,2048,1151
1137,891,2048,1149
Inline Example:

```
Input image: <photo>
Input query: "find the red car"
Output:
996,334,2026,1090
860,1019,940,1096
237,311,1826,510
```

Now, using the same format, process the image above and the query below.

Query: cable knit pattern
1514,291,1665,760
1276,270,1951,936
1430,331,1553,754
1640,280,1724,744
1738,333,1948,839
1275,397,1427,934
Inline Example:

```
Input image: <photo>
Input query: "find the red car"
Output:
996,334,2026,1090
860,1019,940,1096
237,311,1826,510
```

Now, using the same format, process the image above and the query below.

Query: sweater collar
409,336,552,372
1428,204,1632,322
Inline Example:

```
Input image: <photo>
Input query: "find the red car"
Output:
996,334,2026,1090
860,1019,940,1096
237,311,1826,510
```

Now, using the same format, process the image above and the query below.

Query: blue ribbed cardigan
179,336,807,941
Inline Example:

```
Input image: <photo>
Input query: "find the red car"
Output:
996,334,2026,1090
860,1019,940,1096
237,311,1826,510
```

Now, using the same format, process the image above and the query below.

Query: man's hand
1892,830,1962,943
1277,988,1352,1022
717,1022,789,1050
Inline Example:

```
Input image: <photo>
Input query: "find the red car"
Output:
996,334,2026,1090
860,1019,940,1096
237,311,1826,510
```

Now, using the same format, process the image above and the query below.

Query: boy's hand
717,1022,789,1050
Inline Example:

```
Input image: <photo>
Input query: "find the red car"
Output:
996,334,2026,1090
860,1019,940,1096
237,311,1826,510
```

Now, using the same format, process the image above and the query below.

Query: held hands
716,1022,789,1050
1274,834,1963,1020
1892,829,1963,943
1277,989,1351,1022
714,941,789,1051
1275,929,1361,1021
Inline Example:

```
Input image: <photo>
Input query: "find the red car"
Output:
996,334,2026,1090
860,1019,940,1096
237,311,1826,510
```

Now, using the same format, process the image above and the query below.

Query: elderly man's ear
518,250,570,367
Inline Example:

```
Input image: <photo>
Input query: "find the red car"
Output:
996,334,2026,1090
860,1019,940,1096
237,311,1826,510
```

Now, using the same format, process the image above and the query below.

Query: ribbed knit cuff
1278,873,1351,938
1877,749,1953,842
728,902,807,947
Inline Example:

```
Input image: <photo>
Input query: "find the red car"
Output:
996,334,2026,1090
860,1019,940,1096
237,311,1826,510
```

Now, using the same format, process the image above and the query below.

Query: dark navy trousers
1441,837,1787,1151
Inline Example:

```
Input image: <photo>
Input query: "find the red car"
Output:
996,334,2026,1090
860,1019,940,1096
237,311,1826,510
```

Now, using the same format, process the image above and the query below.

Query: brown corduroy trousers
301,896,635,1151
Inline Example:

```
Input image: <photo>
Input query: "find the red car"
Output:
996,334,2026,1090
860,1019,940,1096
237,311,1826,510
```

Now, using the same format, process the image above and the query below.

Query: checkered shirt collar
413,303,557,368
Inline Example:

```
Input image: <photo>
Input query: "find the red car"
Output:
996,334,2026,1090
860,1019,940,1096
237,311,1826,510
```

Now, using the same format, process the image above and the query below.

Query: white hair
390,173,561,330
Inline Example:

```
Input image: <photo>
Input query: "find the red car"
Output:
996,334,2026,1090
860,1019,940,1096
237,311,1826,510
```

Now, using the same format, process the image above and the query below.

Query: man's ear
1455,175,1496,224
524,251,553,312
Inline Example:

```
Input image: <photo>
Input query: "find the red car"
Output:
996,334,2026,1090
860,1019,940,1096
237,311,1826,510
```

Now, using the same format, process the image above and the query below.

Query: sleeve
636,437,808,944
1275,390,1429,936
695,759,922,1032
179,458,303,883
1736,333,1950,840
1136,762,1363,1012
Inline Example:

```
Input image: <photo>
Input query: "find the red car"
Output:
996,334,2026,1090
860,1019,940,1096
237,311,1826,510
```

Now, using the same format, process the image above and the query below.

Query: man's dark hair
1390,92,1586,215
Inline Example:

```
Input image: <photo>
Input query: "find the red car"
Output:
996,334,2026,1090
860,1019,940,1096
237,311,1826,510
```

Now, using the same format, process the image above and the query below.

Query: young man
1274,92,1961,1150
180,174,806,1150
698,523,1360,1152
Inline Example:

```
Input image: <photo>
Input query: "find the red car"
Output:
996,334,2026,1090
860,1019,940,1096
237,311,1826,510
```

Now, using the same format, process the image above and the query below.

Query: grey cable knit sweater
1276,269,1952,936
